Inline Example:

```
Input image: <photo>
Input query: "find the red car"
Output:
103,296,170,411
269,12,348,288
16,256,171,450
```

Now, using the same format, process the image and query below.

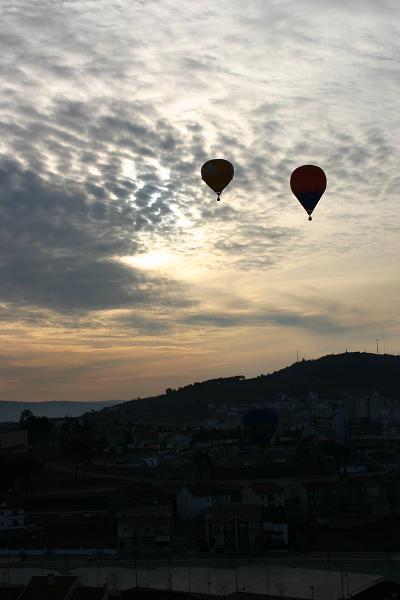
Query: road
0,552,399,570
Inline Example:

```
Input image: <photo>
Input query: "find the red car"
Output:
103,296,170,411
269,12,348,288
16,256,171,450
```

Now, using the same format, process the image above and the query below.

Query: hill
0,400,122,423
97,352,400,423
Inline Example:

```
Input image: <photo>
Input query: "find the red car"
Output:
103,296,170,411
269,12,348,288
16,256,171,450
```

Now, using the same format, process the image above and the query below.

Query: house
117,513,173,553
130,430,158,449
205,505,288,551
242,482,285,508
338,476,388,517
338,456,369,475
160,432,193,449
176,484,230,519
0,502,25,531
296,480,339,515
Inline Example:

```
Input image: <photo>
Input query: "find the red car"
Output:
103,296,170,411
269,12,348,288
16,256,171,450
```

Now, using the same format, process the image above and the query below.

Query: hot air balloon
242,408,278,447
201,159,234,201
290,165,327,221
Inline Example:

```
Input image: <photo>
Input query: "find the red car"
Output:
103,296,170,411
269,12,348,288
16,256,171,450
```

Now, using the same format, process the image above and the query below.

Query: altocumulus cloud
0,0,400,342
0,156,189,315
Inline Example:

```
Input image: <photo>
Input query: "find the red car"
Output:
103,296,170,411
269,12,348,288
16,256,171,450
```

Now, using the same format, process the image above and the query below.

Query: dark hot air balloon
242,408,278,447
290,165,327,221
201,159,234,201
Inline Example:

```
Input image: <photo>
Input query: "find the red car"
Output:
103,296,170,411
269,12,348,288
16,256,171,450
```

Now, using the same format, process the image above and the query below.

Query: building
117,512,173,553
205,505,288,551
242,482,285,508
176,485,230,519
338,476,388,517
296,480,339,515
159,432,193,449
0,502,25,531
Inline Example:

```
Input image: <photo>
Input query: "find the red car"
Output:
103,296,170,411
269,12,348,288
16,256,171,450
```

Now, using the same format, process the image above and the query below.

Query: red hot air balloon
201,159,234,201
290,165,327,221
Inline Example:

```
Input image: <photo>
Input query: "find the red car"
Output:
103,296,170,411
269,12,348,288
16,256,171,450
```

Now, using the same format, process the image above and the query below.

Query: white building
242,482,285,508
0,503,25,530
176,485,230,519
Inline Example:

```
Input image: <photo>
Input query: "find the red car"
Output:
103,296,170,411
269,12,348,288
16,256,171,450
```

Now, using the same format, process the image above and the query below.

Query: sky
0,0,400,401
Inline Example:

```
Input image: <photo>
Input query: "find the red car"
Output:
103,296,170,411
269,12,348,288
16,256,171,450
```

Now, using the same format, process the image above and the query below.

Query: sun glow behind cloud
120,252,174,271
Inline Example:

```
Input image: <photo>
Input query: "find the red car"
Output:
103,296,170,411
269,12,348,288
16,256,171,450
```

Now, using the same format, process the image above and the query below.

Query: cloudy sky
0,0,399,401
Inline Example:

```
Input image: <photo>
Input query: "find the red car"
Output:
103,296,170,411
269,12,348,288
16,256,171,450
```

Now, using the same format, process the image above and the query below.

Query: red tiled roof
19,576,78,600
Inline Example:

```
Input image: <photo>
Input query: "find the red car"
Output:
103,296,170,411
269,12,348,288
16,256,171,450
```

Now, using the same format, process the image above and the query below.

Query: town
1,354,400,598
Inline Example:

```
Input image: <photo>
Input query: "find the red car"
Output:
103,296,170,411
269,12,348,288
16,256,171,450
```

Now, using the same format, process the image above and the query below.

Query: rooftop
19,575,78,600
0,587,25,600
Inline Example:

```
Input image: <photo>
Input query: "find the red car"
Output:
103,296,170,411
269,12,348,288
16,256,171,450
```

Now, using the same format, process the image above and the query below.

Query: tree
19,410,53,445
191,451,213,482
19,409,34,427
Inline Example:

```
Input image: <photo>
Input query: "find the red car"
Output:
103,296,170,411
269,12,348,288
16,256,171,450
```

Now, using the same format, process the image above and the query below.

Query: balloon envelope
201,159,234,199
242,408,278,445
290,165,327,220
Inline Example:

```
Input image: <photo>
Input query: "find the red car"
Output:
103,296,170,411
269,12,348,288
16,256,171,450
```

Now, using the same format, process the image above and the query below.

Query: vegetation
96,352,400,423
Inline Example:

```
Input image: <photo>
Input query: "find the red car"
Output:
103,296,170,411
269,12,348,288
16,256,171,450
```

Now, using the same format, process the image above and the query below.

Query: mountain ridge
97,352,400,423
0,400,123,423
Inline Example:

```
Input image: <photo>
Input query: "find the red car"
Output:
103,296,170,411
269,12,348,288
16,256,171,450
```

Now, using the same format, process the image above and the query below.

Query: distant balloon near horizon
201,159,234,201
290,165,327,221
242,408,278,446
